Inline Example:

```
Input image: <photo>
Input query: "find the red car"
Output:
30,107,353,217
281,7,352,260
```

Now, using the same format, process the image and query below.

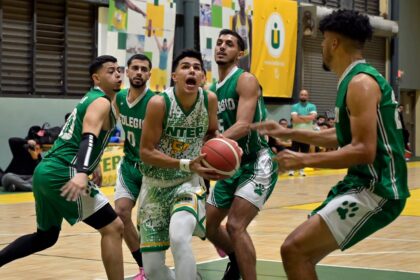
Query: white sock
170,211,197,280
142,251,175,280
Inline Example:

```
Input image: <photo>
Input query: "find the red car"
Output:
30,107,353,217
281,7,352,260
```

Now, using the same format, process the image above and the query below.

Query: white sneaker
288,171,294,176
299,169,306,177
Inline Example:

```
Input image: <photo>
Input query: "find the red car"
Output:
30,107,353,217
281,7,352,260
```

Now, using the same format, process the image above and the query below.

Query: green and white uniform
311,60,409,250
33,87,117,231
207,66,278,210
114,87,154,202
138,87,208,252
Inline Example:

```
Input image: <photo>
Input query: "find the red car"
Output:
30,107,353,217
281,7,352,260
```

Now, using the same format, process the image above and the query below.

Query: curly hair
319,9,373,45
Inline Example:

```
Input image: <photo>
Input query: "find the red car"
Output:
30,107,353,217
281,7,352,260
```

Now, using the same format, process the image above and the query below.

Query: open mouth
186,77,197,86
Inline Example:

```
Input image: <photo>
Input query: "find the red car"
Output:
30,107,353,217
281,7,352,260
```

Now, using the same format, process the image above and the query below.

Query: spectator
268,118,292,153
0,127,43,191
327,117,335,128
289,89,317,176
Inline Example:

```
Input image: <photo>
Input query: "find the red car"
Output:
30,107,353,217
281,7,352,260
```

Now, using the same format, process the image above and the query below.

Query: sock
132,249,143,268
228,252,239,269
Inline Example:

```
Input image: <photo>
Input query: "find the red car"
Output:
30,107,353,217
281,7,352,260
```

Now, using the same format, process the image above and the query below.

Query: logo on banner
264,13,285,58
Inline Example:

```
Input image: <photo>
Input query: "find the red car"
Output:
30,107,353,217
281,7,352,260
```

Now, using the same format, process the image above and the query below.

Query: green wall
0,97,79,169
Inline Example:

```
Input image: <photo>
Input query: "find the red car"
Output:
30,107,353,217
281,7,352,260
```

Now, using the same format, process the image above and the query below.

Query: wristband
179,159,191,172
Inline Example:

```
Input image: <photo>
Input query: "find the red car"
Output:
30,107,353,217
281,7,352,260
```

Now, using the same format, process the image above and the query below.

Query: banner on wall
251,0,297,98
107,0,176,92
199,0,297,98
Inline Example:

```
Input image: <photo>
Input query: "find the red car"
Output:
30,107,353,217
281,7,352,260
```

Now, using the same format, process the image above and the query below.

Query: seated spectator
0,127,42,192
268,118,292,153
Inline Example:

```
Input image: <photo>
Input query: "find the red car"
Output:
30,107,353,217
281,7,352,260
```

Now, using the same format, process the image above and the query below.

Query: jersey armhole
160,92,170,129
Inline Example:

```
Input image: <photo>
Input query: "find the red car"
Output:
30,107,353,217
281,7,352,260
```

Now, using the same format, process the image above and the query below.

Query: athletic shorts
33,159,109,231
114,157,143,203
311,183,406,250
137,174,206,252
207,148,278,210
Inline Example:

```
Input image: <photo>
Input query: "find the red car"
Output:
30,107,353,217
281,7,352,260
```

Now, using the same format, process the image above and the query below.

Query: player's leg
142,251,175,280
281,187,406,279
0,162,63,266
226,197,259,280
169,211,197,280
206,177,235,253
84,203,124,280
114,160,144,272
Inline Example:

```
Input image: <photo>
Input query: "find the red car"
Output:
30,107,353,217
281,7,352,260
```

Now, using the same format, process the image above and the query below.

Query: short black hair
127,53,152,69
279,118,288,123
172,49,204,72
89,55,117,77
319,9,373,46
218,29,245,51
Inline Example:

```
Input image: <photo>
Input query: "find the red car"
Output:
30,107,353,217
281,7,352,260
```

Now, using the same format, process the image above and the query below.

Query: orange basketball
201,138,241,176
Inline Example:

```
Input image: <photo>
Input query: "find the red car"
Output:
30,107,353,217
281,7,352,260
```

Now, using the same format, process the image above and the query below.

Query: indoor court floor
1,162,419,279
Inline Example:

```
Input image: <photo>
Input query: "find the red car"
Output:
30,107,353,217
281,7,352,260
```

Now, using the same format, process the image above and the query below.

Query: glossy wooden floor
1,162,419,280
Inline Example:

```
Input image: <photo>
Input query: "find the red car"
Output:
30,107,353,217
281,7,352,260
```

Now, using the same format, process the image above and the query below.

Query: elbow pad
75,133,97,174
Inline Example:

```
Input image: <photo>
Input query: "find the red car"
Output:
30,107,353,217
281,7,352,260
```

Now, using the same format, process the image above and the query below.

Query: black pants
291,141,310,153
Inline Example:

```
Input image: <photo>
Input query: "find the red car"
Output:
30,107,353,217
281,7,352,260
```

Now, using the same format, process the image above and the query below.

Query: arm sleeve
74,133,98,174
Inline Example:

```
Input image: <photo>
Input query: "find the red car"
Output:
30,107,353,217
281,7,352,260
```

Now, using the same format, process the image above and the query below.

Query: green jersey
116,87,155,163
44,87,117,175
140,87,209,184
335,61,409,199
211,67,269,163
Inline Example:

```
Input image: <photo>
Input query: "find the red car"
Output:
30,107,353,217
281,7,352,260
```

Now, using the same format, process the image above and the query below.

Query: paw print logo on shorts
337,201,359,220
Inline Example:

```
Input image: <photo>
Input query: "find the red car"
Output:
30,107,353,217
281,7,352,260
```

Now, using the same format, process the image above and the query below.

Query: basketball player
113,54,155,280
252,10,408,279
0,55,125,280
206,29,278,280
138,49,220,280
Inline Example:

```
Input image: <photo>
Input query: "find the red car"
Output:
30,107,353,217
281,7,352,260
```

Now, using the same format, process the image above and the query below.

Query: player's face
321,31,334,72
215,34,242,66
126,59,151,89
172,57,203,94
95,62,122,93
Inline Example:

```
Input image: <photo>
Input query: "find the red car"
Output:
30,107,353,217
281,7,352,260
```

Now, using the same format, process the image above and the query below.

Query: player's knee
226,220,245,237
115,206,132,223
280,236,301,262
36,227,60,250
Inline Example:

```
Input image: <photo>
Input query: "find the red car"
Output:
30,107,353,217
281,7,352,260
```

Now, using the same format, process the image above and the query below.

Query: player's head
126,54,152,89
215,29,245,66
319,9,372,71
171,49,204,94
89,55,122,93
299,89,309,102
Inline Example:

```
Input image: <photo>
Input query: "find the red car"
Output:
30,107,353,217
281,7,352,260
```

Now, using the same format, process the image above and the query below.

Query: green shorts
137,174,206,252
33,159,109,231
207,148,278,210
311,182,406,250
114,157,143,203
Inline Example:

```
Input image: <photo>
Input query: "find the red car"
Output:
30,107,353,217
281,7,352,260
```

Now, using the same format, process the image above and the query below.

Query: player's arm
221,72,259,140
204,90,219,142
299,74,380,168
61,98,111,201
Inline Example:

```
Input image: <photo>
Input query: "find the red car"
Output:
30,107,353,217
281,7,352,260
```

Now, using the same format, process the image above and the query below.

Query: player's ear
91,73,100,84
171,71,177,83
238,50,244,59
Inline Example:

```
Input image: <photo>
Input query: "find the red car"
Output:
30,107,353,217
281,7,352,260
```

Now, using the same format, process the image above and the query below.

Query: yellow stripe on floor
285,188,420,217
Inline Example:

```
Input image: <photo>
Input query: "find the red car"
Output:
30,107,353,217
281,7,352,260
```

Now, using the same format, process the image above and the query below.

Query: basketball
201,138,242,176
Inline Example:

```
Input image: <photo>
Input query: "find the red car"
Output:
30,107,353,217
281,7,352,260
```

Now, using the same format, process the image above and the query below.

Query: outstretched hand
273,149,306,173
250,120,289,138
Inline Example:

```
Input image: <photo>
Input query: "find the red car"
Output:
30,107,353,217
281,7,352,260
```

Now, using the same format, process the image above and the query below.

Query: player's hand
61,173,89,201
91,166,103,187
251,120,289,138
190,154,228,181
273,149,306,173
